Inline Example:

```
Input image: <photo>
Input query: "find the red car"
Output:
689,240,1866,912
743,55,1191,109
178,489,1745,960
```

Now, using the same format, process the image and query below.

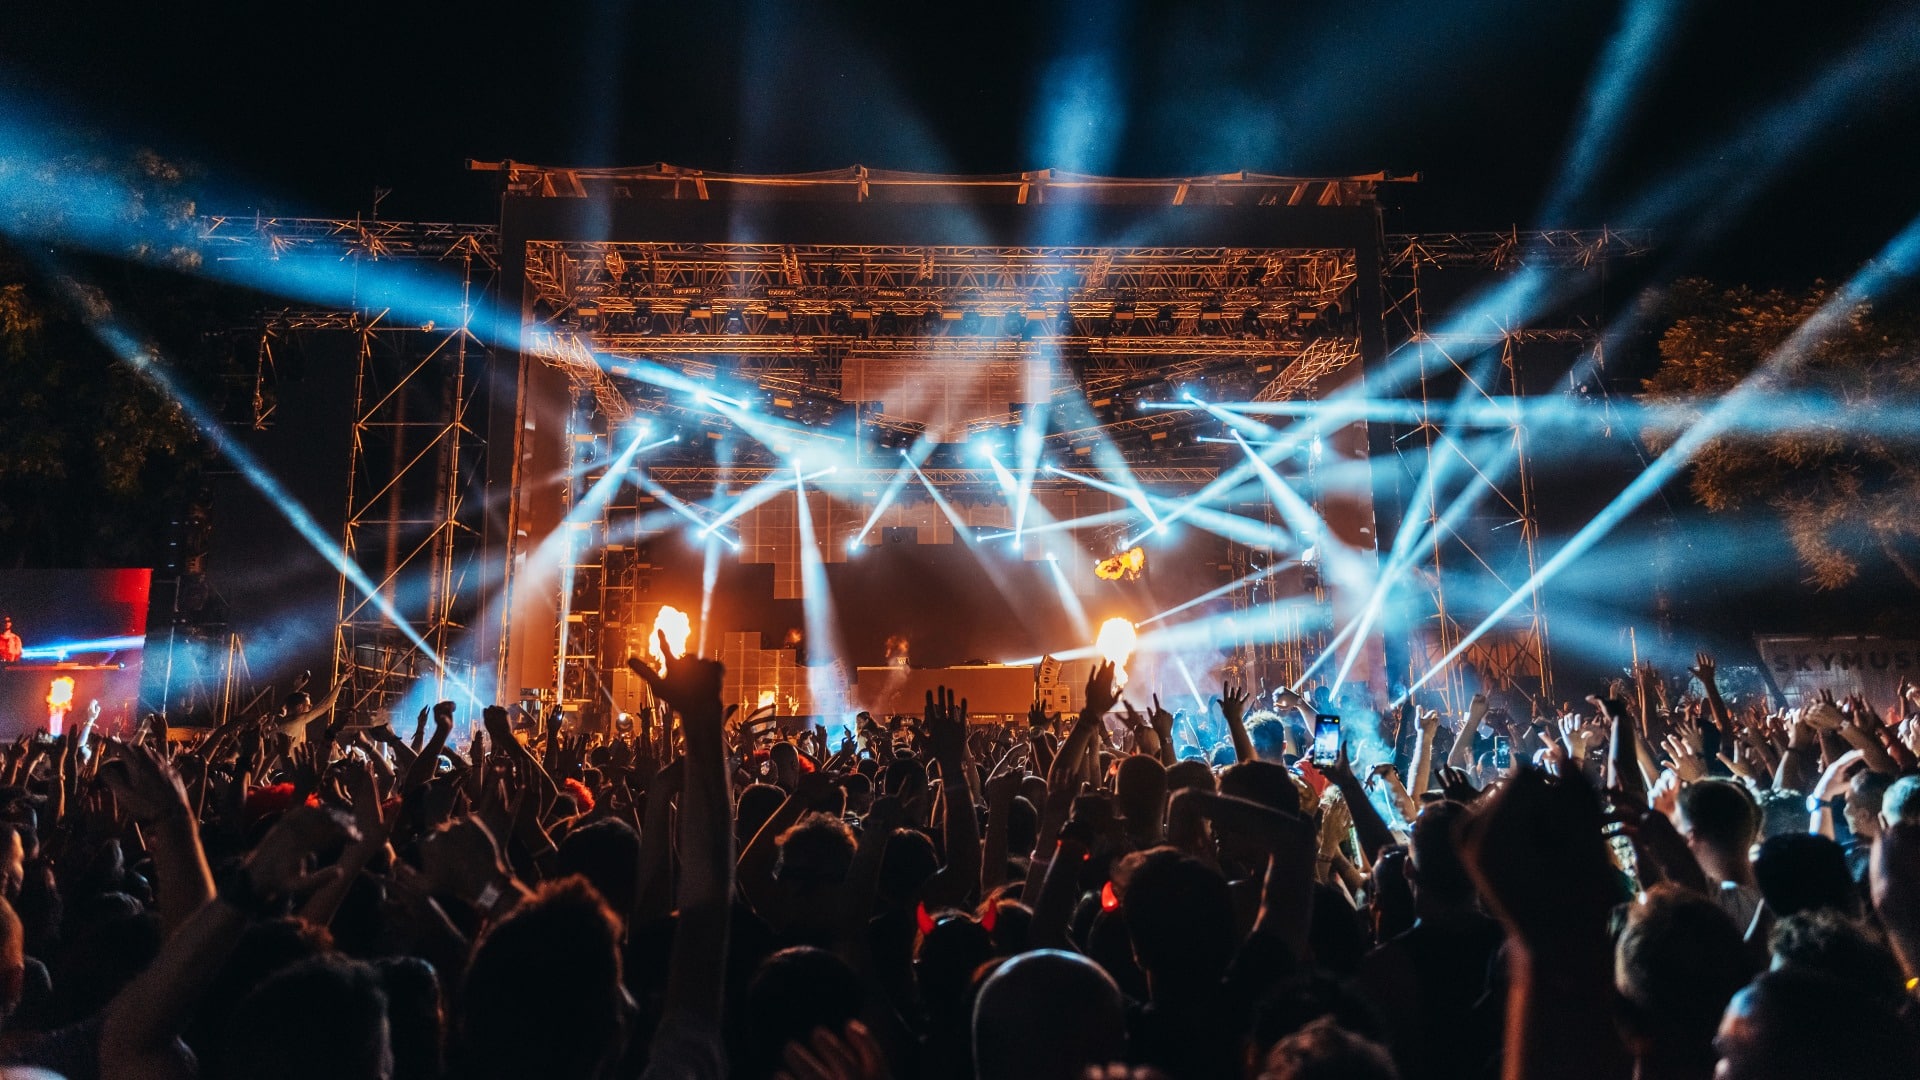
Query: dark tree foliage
1643,278,1920,591
0,151,246,568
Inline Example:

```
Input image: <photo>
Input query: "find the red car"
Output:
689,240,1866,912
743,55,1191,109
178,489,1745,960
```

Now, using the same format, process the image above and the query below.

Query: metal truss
200,216,496,721
523,240,1359,318
1383,228,1654,271
638,465,1223,487
192,216,1643,279
1371,235,1649,712
517,237,1369,478
471,161,1406,208
200,216,500,268
330,306,491,720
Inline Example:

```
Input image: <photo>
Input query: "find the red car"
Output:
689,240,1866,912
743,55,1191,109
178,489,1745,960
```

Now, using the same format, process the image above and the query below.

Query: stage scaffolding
1379,228,1653,712
203,216,498,720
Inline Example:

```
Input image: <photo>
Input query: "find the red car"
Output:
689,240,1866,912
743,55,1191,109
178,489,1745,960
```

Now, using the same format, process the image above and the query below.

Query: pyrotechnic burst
1095,618,1138,691
648,605,692,669
1094,547,1146,581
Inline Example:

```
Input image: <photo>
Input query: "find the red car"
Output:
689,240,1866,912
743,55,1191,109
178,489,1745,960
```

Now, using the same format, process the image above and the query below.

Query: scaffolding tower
1378,228,1652,713
204,216,499,719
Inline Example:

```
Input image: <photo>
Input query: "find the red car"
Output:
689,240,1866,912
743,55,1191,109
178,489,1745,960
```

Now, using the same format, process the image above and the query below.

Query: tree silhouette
1643,278,1920,590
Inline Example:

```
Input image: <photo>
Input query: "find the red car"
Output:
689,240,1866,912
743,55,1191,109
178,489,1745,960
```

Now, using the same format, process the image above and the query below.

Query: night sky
5,0,1915,281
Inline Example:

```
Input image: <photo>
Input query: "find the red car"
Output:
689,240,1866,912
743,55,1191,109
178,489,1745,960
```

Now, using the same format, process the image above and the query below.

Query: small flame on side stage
46,676,75,736
1095,618,1137,691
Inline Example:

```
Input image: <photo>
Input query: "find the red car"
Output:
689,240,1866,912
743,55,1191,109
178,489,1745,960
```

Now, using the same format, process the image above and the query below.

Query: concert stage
195,171,1651,726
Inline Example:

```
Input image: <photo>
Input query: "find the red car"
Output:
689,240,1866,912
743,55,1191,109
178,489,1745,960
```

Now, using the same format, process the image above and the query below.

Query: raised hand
1716,742,1763,785
1148,694,1175,755
1319,738,1356,788
343,759,386,838
985,768,1026,807
286,739,325,795
243,804,359,904
627,630,724,719
924,686,969,763
1688,651,1716,685
1466,692,1489,725
1670,712,1705,755
1804,689,1845,732
1220,682,1249,725
1436,766,1481,804
775,1018,891,1080
98,740,192,826
1083,661,1119,718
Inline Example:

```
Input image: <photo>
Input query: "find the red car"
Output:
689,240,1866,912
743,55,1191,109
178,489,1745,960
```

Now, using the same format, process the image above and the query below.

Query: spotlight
1153,305,1176,334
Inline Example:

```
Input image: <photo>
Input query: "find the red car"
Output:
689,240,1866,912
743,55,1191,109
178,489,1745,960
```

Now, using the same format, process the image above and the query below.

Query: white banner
1752,634,1920,709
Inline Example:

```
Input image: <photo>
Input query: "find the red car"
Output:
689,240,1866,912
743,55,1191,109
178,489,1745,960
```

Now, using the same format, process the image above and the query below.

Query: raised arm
100,806,355,1080
629,632,732,1029
1221,683,1255,764
1409,708,1442,797
1448,694,1487,769
398,700,456,796
980,770,1023,894
924,687,981,909
1461,769,1631,1080
1318,742,1396,864
1147,694,1177,767
99,741,213,937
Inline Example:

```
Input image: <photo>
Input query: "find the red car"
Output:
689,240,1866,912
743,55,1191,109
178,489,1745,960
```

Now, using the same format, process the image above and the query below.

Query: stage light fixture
1153,305,1176,334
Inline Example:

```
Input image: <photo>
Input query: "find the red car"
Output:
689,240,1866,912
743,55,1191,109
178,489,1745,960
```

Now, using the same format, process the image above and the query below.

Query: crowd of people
0,640,1915,1080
